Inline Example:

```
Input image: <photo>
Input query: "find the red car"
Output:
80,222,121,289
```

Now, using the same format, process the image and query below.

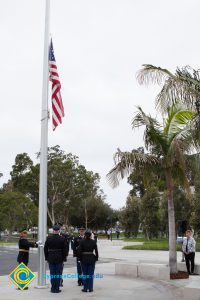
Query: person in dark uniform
17,229,38,290
17,229,38,266
78,230,98,292
60,226,70,287
72,227,85,286
44,224,67,293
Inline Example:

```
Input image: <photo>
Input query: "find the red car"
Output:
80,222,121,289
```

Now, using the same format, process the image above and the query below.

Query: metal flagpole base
35,285,49,289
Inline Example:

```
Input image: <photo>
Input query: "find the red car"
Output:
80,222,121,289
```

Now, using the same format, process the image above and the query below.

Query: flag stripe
49,39,64,130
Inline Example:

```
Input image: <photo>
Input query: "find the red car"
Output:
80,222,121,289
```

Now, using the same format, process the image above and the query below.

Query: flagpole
37,0,50,287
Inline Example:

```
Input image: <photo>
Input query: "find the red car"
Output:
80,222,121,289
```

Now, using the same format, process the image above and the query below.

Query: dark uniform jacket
17,238,37,265
72,235,84,257
78,238,99,264
60,233,70,257
44,234,67,264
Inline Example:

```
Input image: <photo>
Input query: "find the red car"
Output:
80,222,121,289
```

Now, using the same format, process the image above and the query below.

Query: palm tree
137,64,200,115
137,64,200,146
107,104,194,273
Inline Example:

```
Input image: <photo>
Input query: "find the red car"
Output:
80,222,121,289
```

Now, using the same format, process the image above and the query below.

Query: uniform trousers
49,263,63,292
81,262,95,291
76,258,83,284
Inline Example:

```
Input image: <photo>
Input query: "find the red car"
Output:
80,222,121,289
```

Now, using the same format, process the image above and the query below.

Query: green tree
120,195,140,237
9,153,39,203
140,187,160,239
191,170,200,234
8,146,108,227
107,104,194,273
0,192,37,234
159,187,191,237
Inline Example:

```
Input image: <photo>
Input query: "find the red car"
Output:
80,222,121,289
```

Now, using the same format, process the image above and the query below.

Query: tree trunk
85,198,88,229
47,206,53,225
165,169,177,274
51,199,55,226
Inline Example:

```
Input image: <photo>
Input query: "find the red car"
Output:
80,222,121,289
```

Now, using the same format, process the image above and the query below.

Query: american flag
49,39,64,130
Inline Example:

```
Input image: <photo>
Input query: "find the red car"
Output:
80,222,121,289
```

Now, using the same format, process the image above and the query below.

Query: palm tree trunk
165,169,177,274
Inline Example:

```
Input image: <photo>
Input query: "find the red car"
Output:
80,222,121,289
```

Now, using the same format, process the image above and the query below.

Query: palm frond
167,119,196,170
132,106,159,128
106,149,159,188
164,104,195,136
137,64,174,86
138,65,200,114
132,107,168,153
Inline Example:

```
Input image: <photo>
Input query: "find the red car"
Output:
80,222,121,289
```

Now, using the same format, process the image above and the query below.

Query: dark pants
81,262,95,291
17,260,28,266
49,263,63,292
60,263,64,286
76,258,83,284
17,253,29,266
184,252,195,274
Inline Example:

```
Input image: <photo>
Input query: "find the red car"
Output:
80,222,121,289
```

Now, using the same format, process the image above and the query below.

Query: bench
115,262,170,280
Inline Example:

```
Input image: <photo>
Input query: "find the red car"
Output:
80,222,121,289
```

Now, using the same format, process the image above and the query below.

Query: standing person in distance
182,229,196,275
44,224,67,293
72,227,85,286
93,231,98,243
107,229,111,240
116,228,120,239
78,230,99,292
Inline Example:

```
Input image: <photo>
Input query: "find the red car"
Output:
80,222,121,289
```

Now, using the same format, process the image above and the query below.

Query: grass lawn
123,238,200,252
0,242,17,246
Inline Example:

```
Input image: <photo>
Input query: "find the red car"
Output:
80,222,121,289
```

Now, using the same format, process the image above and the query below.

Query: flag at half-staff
49,39,65,130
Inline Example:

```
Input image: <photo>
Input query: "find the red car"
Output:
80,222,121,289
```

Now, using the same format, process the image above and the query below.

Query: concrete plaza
0,240,200,300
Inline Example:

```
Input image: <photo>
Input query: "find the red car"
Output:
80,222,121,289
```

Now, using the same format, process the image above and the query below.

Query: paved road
0,247,76,276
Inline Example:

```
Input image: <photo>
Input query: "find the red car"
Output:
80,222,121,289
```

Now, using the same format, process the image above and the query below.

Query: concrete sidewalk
1,240,200,300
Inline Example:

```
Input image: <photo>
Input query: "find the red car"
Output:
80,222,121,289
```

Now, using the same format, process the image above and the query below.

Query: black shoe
78,282,82,286
24,287,28,290
82,289,87,292
89,289,93,292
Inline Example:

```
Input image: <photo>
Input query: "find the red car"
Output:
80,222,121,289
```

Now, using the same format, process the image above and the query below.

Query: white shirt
182,236,196,253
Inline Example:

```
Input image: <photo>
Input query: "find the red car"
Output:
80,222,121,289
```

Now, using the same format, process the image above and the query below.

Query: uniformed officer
17,229,38,290
72,227,85,286
78,230,99,292
44,224,67,293
60,226,70,287
17,229,38,266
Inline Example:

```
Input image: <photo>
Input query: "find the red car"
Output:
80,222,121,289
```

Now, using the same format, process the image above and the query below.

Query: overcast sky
1,0,200,209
